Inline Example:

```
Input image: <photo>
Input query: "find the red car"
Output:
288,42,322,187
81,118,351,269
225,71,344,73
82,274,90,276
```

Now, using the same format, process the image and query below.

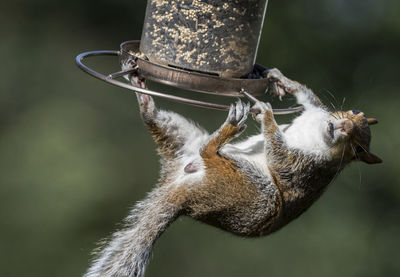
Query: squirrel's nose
343,119,354,134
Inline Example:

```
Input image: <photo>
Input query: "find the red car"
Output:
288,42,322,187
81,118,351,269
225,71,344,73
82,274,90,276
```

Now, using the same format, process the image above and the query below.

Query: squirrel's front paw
251,101,272,124
267,68,298,100
226,99,250,133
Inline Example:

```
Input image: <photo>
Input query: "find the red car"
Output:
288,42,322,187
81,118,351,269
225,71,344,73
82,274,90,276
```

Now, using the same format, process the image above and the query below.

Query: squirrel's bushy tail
84,186,181,277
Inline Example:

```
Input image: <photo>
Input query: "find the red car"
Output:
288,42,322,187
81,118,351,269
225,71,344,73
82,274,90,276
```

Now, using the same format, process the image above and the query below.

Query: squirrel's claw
251,101,272,123
226,99,250,131
267,68,298,100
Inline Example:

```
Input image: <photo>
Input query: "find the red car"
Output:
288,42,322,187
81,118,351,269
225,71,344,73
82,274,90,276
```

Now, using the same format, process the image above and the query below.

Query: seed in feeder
142,0,268,77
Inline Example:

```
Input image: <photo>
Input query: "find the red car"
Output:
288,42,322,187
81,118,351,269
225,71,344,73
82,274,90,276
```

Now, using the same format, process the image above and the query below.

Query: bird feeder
76,0,302,114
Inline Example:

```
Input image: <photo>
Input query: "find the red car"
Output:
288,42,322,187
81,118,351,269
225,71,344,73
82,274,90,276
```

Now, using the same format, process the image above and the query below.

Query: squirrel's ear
367,118,378,125
358,151,382,164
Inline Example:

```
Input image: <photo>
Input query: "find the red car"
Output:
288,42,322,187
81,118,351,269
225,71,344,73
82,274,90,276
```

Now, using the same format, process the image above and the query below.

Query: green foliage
0,0,399,276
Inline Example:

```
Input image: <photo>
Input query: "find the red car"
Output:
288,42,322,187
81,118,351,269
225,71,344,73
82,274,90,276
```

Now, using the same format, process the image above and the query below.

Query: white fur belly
283,109,330,156
221,135,271,177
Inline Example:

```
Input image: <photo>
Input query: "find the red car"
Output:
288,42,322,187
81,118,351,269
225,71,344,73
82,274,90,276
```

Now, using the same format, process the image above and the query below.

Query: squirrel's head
324,110,382,164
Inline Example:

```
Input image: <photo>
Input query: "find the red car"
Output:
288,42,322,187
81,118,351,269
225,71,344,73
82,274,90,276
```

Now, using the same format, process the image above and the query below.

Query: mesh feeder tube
140,0,269,78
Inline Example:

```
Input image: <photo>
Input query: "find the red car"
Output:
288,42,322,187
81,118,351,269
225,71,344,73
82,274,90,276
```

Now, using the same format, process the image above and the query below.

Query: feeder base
75,40,303,114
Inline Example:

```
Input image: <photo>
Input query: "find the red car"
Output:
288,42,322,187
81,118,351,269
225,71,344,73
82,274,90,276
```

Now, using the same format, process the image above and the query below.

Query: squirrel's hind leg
136,92,209,162
131,75,209,160
201,100,250,159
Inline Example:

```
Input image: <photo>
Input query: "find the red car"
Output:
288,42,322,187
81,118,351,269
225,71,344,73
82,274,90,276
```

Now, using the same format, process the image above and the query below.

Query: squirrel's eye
352,110,361,115
328,122,334,138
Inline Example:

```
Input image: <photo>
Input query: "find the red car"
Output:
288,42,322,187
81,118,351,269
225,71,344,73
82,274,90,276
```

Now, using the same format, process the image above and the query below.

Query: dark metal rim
75,50,304,114
120,40,271,97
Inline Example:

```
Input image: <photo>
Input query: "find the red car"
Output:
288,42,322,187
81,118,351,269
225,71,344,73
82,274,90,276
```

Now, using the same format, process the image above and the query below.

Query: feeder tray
76,40,303,114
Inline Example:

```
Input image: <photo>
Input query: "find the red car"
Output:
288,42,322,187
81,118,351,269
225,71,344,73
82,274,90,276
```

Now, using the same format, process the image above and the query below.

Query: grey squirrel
84,68,382,277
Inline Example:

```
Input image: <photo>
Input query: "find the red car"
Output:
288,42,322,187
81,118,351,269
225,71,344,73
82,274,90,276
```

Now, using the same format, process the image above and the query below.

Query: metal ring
75,50,304,114
120,40,271,97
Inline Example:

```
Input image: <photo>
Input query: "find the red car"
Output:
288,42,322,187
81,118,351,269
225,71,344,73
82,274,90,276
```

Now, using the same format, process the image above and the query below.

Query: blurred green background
1,0,399,276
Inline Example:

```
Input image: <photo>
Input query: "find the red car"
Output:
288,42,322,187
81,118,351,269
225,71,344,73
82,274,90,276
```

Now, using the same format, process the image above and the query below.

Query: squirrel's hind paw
226,99,250,127
137,93,156,120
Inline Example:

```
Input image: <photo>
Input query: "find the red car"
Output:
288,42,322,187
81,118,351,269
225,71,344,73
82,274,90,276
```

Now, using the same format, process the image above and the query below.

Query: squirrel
84,68,382,277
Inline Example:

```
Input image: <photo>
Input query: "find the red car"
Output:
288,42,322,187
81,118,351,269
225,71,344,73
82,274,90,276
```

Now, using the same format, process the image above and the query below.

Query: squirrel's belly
221,147,271,177
192,186,282,237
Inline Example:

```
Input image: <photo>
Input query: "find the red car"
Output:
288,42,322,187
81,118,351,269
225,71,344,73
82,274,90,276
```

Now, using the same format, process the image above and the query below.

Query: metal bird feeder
76,0,303,114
